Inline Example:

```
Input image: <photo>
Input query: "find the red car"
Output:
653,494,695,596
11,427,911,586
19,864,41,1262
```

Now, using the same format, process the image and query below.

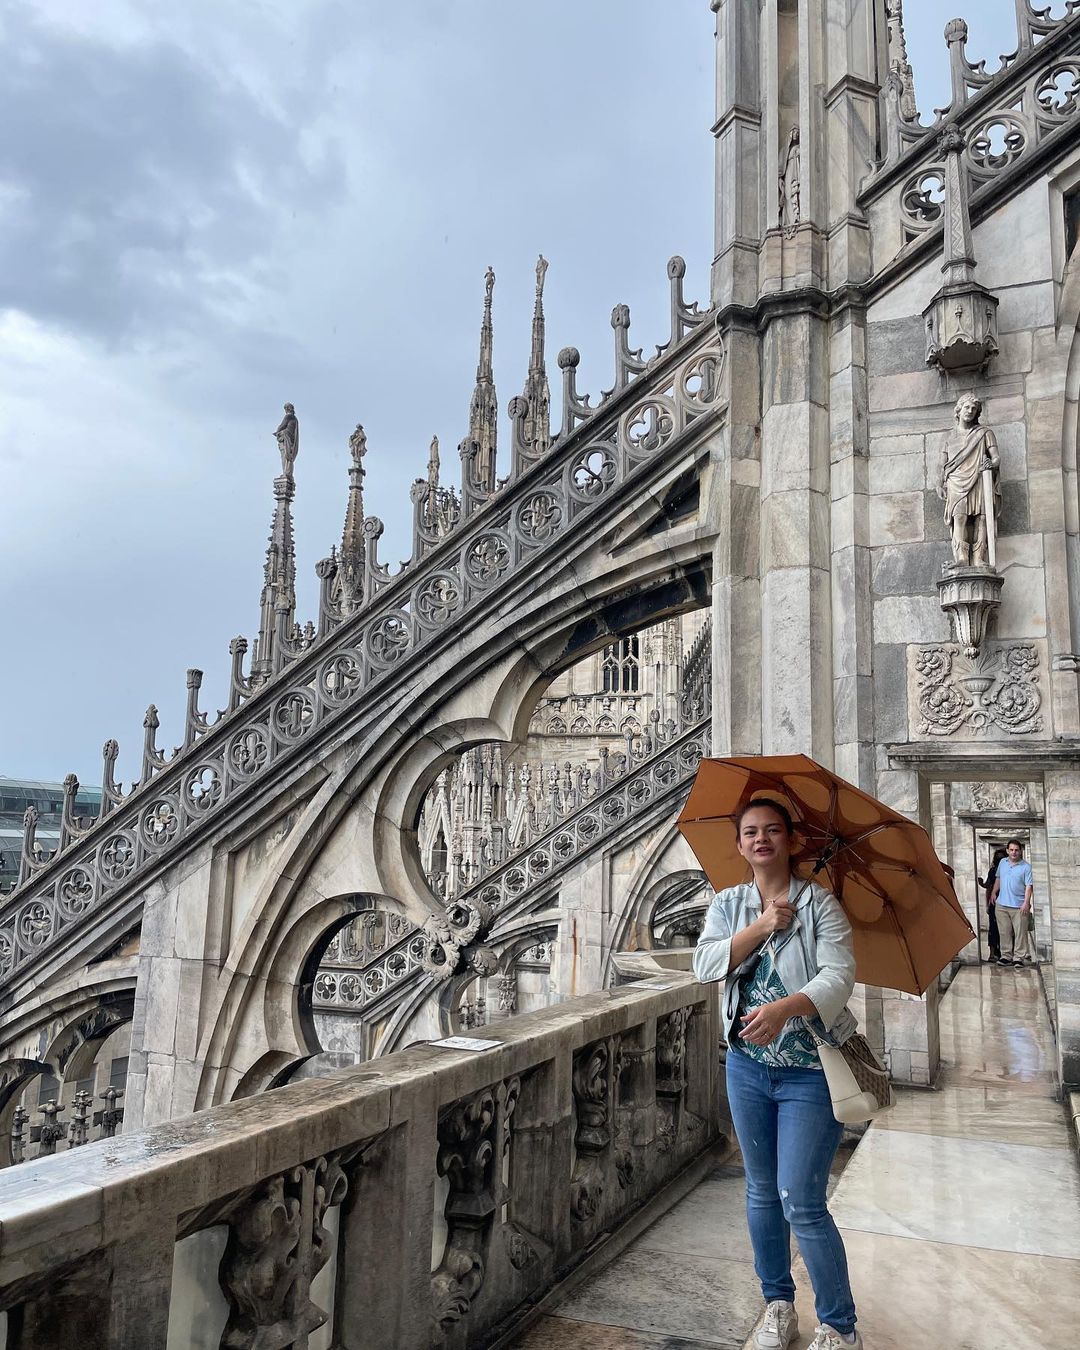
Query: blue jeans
726,1047,857,1335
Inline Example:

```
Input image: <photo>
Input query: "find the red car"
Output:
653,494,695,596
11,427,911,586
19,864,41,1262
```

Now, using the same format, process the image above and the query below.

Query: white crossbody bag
809,1025,894,1125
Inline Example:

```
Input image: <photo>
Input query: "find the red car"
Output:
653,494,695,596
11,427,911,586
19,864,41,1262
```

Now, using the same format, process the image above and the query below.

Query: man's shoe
996,957,1011,966
809,1326,862,1350
754,1300,798,1349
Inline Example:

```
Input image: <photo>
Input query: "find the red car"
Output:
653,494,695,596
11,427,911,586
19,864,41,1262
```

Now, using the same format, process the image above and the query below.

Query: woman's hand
739,1002,789,1047
757,899,795,936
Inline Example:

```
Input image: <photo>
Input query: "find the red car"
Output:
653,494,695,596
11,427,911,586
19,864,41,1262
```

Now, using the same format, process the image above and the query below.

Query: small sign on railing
430,1036,503,1052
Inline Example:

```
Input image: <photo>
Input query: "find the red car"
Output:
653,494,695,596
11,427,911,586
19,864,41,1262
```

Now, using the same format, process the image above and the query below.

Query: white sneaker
809,1325,862,1350
754,1300,798,1349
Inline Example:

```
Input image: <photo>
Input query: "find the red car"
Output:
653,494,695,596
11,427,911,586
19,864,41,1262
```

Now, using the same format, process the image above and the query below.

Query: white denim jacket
692,875,858,1048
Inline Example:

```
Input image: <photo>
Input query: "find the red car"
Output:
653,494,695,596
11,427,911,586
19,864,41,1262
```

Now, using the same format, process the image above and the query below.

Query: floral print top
731,943,821,1070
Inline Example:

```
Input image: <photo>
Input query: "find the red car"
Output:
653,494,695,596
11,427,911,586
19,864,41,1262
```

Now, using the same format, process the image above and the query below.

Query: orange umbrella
676,754,975,995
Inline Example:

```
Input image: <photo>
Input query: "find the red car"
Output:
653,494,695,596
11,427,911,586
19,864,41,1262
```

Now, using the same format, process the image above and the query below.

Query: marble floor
512,964,1078,1349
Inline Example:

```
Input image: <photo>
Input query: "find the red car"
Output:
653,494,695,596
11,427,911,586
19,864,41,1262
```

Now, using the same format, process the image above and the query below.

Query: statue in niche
274,402,299,478
778,126,801,237
937,394,1001,568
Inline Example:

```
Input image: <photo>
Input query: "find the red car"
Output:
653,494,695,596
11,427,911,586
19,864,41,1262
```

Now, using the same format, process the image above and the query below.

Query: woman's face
736,806,793,870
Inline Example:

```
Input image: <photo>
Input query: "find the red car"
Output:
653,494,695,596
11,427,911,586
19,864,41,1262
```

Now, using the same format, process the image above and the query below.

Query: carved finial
944,17,972,108
519,255,552,465
429,434,440,486
468,267,498,496
607,301,646,397
59,772,80,851
337,423,368,616
183,669,206,749
99,738,120,818
18,806,41,885
923,117,998,374
886,1,918,121
256,406,300,676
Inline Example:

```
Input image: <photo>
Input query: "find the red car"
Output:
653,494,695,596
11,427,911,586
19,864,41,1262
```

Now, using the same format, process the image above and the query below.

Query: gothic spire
468,267,498,493
886,2,918,120
256,404,299,677
337,423,367,613
522,255,551,458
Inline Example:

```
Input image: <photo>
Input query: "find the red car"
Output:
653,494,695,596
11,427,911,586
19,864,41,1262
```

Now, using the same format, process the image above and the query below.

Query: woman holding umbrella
693,799,861,1350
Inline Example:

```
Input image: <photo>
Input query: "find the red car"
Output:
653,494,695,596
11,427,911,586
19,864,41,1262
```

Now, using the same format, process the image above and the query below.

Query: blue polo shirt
996,858,1032,909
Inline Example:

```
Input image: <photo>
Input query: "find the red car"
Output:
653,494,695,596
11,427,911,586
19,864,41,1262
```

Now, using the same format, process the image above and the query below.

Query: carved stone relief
570,1038,618,1223
217,1150,352,1350
970,782,1031,813
907,642,1047,740
431,1077,520,1338
654,1006,693,1153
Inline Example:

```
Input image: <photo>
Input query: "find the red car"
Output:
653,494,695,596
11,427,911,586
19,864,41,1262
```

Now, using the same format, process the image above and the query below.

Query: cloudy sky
1,0,1021,787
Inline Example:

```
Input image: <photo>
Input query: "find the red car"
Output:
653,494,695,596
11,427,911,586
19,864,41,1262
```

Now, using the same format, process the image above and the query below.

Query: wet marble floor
512,964,1078,1349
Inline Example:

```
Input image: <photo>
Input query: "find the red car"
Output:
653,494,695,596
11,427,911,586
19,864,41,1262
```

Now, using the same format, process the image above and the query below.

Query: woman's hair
734,797,796,837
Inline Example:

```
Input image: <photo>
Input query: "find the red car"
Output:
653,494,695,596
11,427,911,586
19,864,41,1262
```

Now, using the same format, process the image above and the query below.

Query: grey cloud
0,3,343,345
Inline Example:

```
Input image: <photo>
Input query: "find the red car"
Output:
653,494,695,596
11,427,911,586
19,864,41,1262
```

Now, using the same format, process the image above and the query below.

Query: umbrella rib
881,892,923,995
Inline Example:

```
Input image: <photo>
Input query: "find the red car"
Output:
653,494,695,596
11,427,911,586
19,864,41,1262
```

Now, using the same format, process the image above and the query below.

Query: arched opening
416,610,711,903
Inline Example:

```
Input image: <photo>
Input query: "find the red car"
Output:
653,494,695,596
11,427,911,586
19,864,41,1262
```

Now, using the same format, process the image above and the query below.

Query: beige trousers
996,905,1031,962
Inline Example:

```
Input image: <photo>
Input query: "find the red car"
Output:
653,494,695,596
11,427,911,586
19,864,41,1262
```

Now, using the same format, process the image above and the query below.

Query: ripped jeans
726,1046,857,1335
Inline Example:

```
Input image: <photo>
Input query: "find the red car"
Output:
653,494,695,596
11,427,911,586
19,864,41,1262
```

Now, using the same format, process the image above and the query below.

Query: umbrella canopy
676,754,975,995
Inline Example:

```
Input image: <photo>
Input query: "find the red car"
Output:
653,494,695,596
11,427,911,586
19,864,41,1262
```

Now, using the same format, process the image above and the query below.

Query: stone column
551,853,607,1000
710,0,762,311
1045,770,1080,1085
830,308,873,787
125,846,219,1129
759,303,834,760
710,322,762,756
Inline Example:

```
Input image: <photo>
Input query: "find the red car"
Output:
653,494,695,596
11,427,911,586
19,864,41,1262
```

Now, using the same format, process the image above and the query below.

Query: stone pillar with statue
936,394,1005,657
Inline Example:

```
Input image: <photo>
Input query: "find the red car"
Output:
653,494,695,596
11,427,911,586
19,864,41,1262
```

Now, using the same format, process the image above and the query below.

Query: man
989,839,1034,967
937,394,1001,568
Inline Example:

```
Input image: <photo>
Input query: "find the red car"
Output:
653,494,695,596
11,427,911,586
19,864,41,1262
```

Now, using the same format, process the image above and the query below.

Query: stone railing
0,977,721,1350
0,309,724,994
309,718,710,1017
867,6,1080,246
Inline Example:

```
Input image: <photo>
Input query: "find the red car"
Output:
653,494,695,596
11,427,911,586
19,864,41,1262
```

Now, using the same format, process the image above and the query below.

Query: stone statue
779,126,801,236
937,394,1000,568
275,403,299,478
348,423,367,467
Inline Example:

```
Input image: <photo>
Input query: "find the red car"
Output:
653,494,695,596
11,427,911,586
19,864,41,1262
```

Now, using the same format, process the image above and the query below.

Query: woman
693,799,861,1350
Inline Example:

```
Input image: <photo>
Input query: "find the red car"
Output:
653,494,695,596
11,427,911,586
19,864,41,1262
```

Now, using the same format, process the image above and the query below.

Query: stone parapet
0,976,721,1350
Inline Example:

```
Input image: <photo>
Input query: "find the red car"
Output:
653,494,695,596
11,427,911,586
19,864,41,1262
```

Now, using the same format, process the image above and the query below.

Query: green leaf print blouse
731,942,822,1070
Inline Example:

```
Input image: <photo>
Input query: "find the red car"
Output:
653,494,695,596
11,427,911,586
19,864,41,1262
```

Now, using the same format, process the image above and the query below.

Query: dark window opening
1066,185,1080,263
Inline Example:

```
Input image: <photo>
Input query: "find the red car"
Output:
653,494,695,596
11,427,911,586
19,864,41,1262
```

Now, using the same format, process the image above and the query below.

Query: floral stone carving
570,1038,619,1223
909,643,1045,739
218,1151,351,1350
432,1077,520,1337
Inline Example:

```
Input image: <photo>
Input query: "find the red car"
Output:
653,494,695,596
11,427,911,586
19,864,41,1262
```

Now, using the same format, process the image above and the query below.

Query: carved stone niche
907,641,1047,740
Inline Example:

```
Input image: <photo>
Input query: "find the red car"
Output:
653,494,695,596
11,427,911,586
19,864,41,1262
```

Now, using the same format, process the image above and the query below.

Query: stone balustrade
0,975,721,1349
